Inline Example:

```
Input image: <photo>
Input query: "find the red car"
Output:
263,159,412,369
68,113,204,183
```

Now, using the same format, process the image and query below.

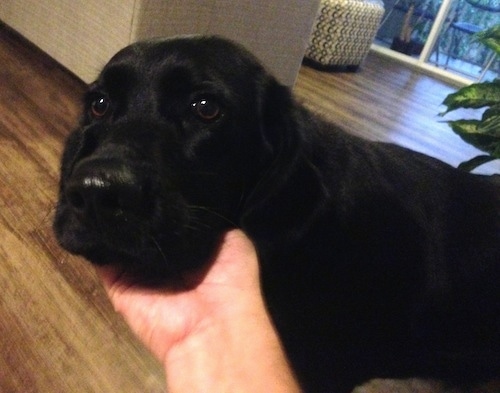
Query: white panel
0,0,320,86
0,0,136,82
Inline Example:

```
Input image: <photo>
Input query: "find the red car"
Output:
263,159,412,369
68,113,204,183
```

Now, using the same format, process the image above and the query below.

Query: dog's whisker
184,170,219,178
149,236,169,267
149,235,197,289
187,205,237,227
30,204,58,240
39,204,57,226
183,222,212,231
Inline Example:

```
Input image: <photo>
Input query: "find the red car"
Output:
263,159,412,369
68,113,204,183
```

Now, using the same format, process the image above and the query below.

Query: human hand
96,230,262,363
96,230,300,392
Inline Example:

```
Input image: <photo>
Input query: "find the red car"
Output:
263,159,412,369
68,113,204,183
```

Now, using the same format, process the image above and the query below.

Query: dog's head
53,36,311,278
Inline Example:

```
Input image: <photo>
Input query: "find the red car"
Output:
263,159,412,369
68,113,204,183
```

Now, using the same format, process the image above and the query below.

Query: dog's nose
65,160,147,221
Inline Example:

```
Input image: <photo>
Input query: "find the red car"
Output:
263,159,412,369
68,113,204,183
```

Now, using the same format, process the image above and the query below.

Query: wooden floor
295,54,500,175
0,26,166,393
0,24,498,393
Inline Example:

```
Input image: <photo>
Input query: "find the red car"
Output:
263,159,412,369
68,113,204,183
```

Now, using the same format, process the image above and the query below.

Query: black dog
54,36,500,392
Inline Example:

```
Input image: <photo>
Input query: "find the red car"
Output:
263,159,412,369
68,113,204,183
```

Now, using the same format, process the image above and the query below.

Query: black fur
53,36,500,392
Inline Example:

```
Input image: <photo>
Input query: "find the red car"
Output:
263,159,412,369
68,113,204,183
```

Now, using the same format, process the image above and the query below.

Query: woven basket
304,0,384,71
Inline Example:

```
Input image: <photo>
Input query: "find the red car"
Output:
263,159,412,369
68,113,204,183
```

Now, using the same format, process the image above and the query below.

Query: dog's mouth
53,155,229,278
54,193,222,277
54,193,167,268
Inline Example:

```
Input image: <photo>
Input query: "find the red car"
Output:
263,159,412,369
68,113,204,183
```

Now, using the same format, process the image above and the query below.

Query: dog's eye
191,98,221,121
90,96,110,118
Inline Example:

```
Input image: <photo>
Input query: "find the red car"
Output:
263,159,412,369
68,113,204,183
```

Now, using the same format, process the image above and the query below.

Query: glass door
375,0,499,82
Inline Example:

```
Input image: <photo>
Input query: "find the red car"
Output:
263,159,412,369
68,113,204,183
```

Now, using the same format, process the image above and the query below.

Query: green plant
440,24,500,172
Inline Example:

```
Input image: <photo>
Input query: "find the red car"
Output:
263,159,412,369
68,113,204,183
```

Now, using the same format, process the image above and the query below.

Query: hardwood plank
294,55,500,175
0,24,166,393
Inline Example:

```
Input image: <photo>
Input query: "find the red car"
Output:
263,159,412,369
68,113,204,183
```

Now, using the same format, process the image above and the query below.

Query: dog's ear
241,76,329,246
264,79,308,154
253,76,310,177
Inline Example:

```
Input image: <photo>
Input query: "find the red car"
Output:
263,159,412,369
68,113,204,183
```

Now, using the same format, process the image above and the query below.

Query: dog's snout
65,159,148,221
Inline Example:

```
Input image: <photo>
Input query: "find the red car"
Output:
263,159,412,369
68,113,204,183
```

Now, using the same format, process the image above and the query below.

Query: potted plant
391,3,415,53
440,24,500,172
391,0,433,55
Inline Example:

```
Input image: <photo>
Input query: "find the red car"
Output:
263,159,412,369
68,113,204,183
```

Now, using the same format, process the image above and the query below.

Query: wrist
164,302,301,393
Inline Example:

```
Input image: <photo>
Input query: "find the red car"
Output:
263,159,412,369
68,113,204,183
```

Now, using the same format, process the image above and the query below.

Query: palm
97,230,260,363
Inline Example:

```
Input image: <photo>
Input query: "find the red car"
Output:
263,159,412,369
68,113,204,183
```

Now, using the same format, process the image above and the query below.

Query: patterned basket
304,0,384,71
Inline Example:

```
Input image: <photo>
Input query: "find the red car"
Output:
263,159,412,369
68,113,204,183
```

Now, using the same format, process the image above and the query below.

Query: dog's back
241,108,500,390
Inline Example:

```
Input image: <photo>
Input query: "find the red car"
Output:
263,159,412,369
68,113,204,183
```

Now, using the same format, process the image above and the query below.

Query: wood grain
295,57,500,175
0,24,166,393
0,23,497,393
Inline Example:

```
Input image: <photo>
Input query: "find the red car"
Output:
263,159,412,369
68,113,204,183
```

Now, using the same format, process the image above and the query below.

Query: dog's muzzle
64,157,151,224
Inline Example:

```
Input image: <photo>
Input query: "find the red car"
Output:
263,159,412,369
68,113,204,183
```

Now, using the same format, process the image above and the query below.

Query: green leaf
458,155,498,172
473,24,500,55
440,25,500,174
441,80,500,114
447,119,500,156
479,105,500,136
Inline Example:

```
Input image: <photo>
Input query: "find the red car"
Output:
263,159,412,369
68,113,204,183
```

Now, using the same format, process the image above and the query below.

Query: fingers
95,264,121,291
204,230,260,291
219,229,256,261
